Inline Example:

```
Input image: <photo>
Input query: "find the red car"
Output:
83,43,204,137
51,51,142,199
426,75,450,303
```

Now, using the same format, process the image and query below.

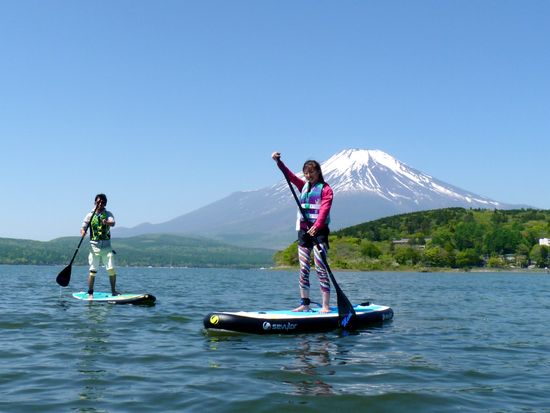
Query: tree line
0,234,274,269
274,208,550,271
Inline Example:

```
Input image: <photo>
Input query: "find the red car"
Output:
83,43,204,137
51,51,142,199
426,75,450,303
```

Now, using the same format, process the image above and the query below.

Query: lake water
1,265,549,412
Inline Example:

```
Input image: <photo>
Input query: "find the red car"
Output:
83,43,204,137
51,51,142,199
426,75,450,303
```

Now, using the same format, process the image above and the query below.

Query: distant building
392,238,409,245
540,238,550,246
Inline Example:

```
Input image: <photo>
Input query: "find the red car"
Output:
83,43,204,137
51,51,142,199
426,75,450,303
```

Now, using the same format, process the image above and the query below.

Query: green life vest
90,212,111,241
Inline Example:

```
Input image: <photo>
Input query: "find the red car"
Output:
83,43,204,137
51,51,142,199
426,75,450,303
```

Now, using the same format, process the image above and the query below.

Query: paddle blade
335,285,357,329
56,265,72,287
317,246,357,330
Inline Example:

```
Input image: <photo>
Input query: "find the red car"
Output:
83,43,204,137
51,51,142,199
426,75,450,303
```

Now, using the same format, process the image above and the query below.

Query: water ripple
1,266,550,412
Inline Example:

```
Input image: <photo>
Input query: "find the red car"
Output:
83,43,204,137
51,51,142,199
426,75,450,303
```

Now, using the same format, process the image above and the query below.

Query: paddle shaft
56,206,99,286
278,164,356,328
68,208,97,265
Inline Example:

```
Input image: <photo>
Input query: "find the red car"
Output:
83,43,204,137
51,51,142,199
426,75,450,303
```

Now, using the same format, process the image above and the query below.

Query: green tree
360,241,382,258
422,246,452,267
529,244,549,268
455,249,483,268
541,246,549,268
454,221,484,251
490,210,508,225
430,227,454,249
487,255,506,268
394,246,420,266
484,227,521,255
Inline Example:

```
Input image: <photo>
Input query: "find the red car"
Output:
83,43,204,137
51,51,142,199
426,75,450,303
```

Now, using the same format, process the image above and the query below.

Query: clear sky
1,1,549,241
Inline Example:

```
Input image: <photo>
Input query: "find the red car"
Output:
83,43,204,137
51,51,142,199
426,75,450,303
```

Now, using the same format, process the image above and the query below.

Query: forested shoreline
274,208,550,271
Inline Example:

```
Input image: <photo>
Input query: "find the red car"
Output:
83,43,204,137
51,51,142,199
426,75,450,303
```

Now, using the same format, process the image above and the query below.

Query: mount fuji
114,149,520,249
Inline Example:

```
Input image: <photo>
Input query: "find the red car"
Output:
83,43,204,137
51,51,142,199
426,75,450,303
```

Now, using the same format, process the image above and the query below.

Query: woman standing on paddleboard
81,193,118,298
272,152,333,313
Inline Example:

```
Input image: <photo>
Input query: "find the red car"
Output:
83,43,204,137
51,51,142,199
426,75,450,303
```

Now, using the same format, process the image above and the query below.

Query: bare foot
319,307,331,313
292,305,311,312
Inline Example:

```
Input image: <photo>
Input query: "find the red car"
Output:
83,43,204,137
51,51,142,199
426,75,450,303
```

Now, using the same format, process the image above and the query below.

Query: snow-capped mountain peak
321,148,416,193
116,148,519,249
277,148,501,208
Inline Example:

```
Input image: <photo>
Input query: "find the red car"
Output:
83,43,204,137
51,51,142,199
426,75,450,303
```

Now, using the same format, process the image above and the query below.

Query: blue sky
1,1,549,241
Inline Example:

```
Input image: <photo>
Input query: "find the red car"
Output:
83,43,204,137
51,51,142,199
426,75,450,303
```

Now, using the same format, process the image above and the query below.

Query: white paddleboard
72,291,156,305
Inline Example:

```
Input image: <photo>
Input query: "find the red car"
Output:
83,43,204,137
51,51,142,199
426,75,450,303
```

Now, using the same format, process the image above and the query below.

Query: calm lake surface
1,265,549,412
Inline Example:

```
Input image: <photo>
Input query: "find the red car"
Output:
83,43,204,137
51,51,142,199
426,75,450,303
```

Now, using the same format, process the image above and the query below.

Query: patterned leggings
298,243,330,293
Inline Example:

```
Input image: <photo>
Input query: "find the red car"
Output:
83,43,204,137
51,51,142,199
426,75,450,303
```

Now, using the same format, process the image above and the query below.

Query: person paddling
81,194,118,298
272,151,334,313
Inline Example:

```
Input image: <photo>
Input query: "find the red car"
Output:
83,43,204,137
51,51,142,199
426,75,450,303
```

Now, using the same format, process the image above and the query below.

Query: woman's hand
307,226,318,237
271,151,281,161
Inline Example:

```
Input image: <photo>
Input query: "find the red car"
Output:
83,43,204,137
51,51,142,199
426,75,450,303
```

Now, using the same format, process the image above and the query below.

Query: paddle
278,165,357,330
56,207,97,287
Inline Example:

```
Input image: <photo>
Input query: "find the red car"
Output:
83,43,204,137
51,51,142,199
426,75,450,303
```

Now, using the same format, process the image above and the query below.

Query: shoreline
269,265,550,274
1,262,548,274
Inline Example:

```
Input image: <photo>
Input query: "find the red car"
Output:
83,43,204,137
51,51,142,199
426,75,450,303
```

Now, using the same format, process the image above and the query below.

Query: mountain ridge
0,233,274,268
114,148,525,248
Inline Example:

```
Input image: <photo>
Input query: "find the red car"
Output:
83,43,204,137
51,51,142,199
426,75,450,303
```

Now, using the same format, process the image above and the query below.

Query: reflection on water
202,328,392,397
5,267,550,412
74,304,113,413
204,334,246,369
282,335,335,396
204,332,336,396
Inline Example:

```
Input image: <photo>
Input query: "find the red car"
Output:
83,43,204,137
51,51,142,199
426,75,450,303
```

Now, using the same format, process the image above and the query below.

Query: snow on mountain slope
273,148,501,208
115,148,515,248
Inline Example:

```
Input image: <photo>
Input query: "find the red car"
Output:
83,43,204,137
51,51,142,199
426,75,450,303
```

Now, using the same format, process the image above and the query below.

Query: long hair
302,160,325,183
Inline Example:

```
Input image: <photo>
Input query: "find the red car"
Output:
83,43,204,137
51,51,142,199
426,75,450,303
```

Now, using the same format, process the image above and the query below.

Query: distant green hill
274,208,550,271
0,234,275,269
5,208,549,271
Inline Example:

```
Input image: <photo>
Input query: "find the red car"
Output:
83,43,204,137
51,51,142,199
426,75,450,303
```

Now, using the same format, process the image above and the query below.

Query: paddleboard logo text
262,321,298,331
341,312,353,327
